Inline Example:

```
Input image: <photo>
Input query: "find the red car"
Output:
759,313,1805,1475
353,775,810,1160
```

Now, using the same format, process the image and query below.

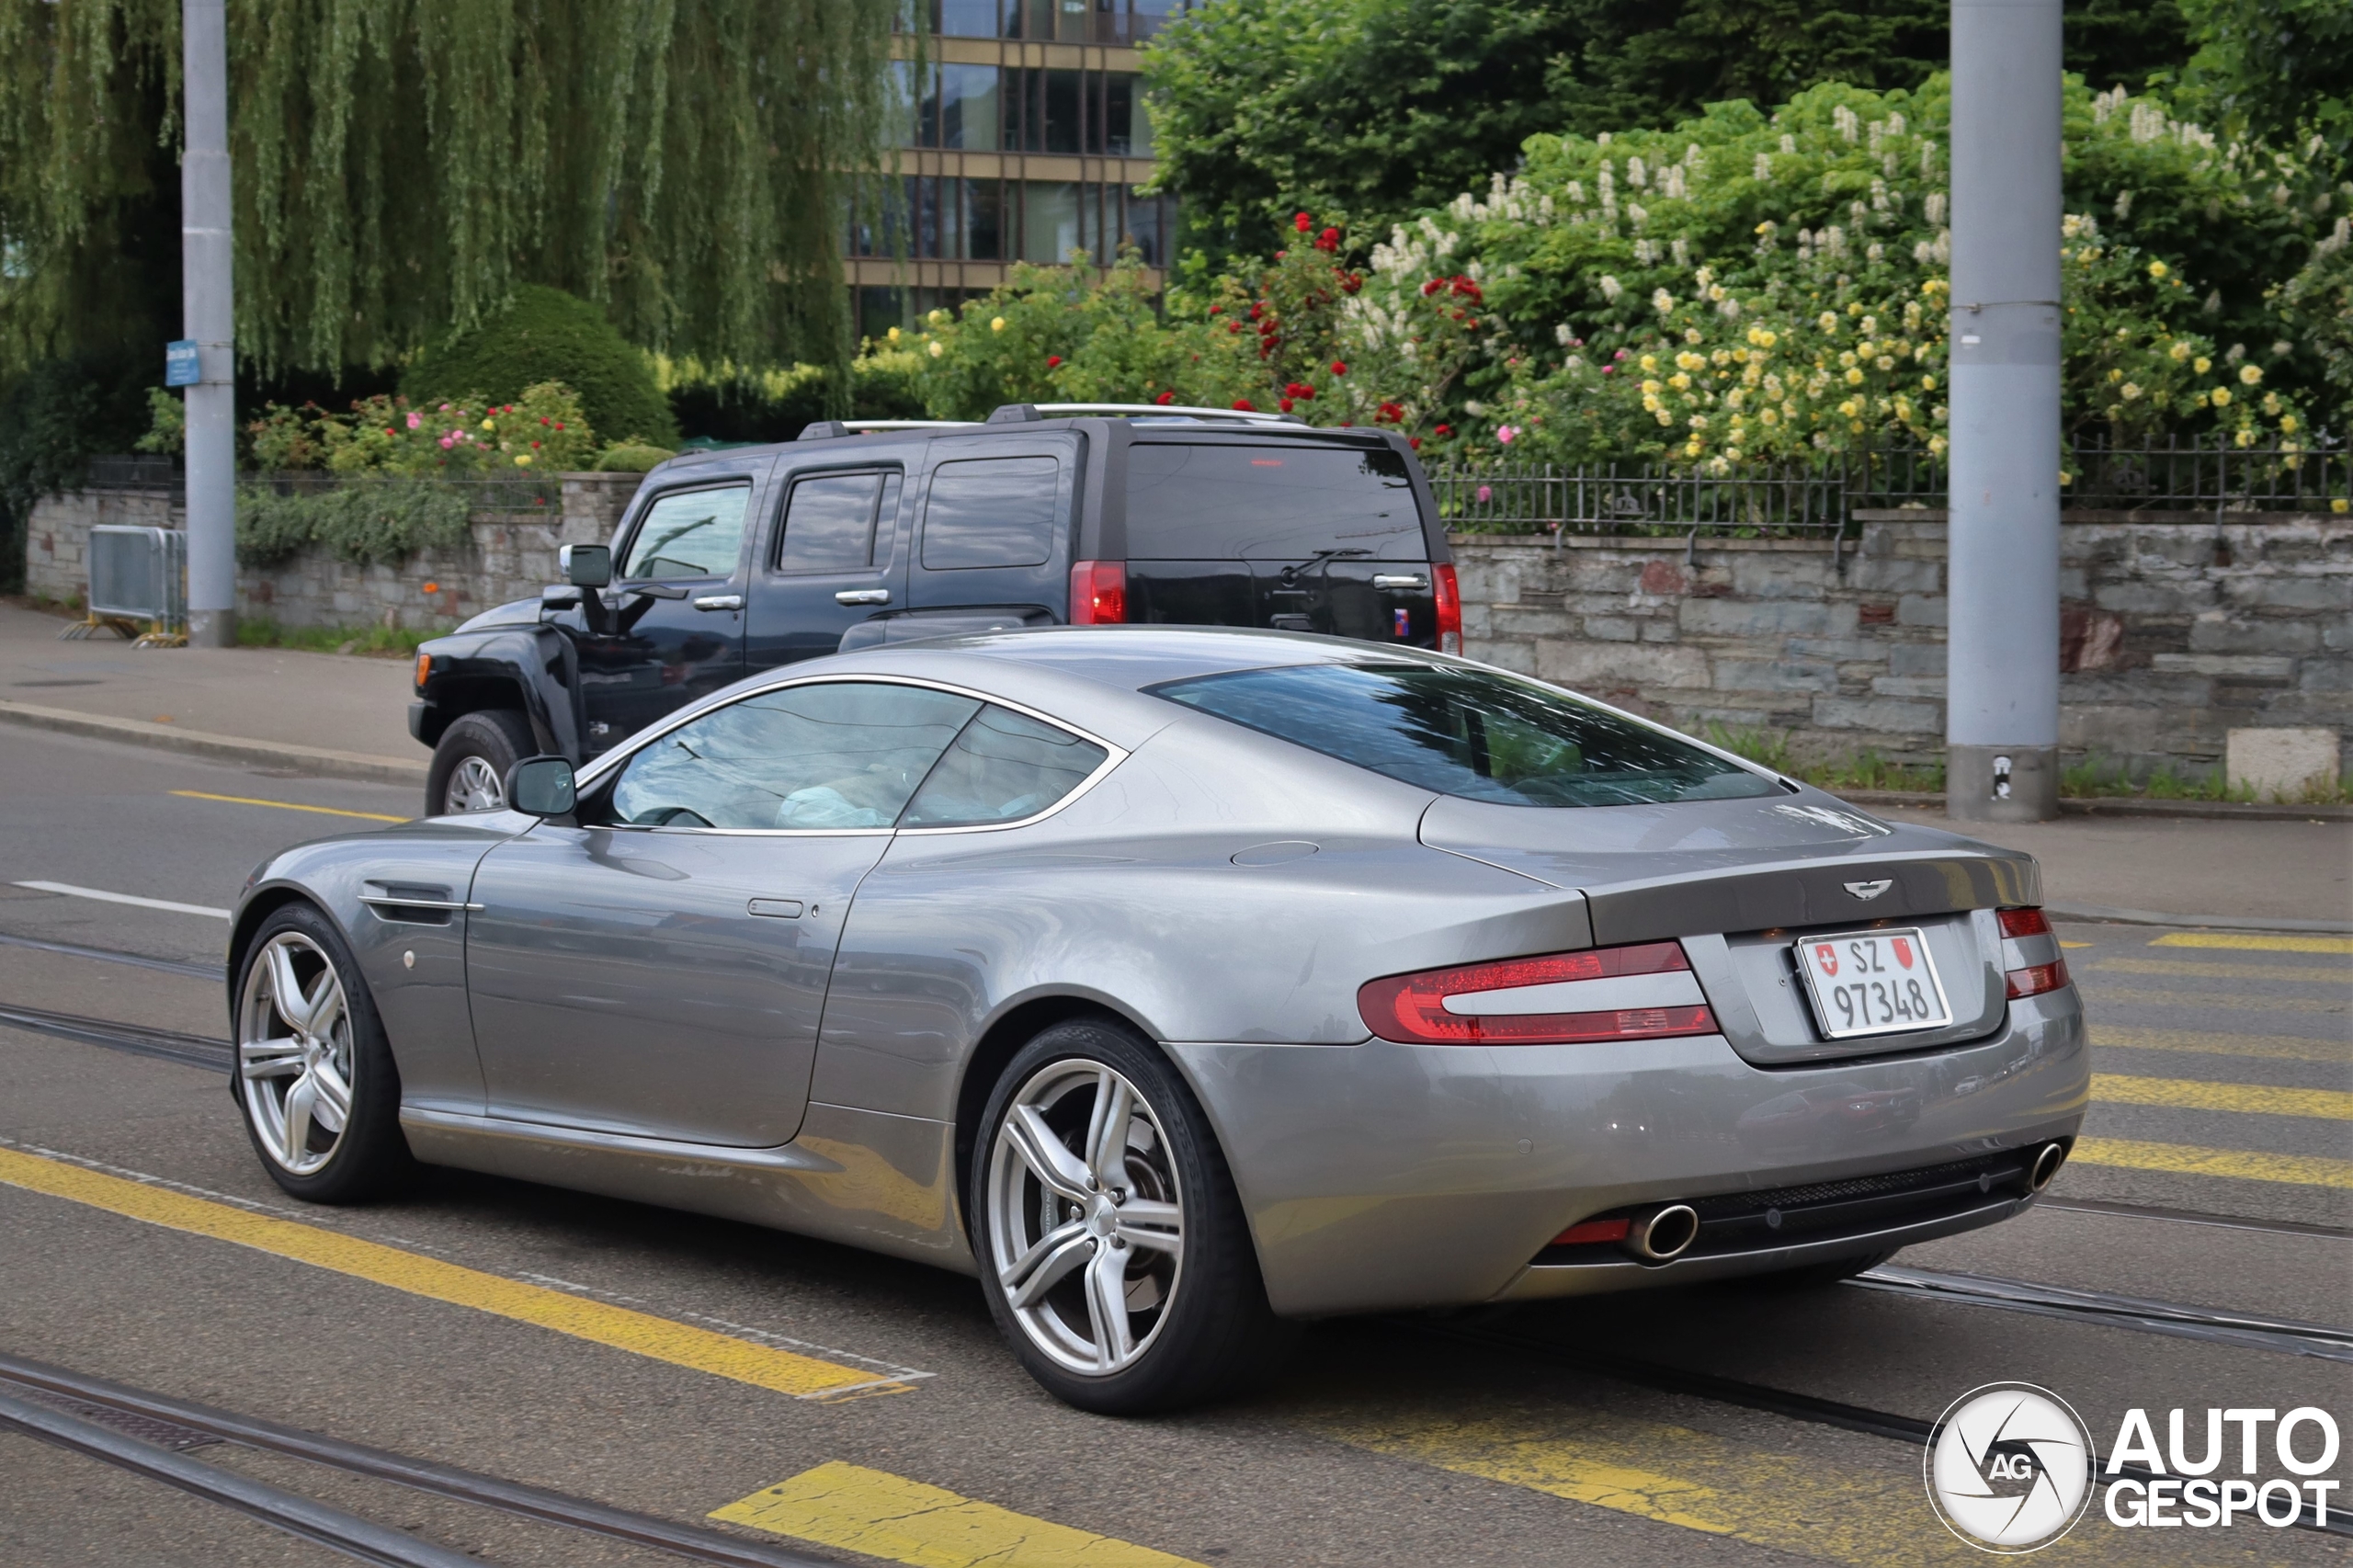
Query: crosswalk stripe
2092,1073,2353,1120
1304,1407,2186,1567
2089,958,2352,984
2069,1136,2353,1189
2152,933,2353,956
713,1462,1201,1567
2086,986,2347,1015
2091,1024,2348,1062
0,1145,912,1399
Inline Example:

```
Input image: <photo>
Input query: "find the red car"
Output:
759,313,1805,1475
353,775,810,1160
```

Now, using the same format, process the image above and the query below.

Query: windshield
1124,442,1423,560
1152,663,1781,807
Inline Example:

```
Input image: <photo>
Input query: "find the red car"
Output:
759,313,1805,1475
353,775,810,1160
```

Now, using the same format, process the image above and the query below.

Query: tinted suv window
922,456,1060,569
778,471,900,572
609,682,980,829
1154,663,1779,808
1126,443,1421,560
903,705,1108,827
620,484,751,579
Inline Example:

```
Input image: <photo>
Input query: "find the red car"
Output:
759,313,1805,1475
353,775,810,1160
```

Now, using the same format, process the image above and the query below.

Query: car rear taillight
2006,958,2071,999
1997,907,2052,939
1358,940,1718,1045
1433,562,1462,654
1069,560,1127,625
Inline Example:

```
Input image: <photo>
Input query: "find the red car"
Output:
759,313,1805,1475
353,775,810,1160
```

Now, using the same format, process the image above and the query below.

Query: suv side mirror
560,543,612,588
505,756,576,818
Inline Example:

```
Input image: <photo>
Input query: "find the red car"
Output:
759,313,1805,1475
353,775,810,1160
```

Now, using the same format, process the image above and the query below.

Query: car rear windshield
1124,442,1424,561
1152,663,1781,807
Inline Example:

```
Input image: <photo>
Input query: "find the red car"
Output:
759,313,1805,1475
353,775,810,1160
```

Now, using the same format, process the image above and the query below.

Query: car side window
620,484,751,580
608,682,981,830
776,470,900,573
902,704,1108,828
920,456,1060,570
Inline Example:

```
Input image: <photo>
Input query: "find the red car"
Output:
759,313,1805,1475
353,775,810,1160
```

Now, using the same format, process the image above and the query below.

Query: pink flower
405,411,423,430
438,435,455,449
1475,485,1494,503
1497,425,1519,445
1601,364,1616,374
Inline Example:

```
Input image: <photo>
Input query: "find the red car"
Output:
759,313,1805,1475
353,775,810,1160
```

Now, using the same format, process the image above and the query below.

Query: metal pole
182,0,237,647
1945,0,2062,821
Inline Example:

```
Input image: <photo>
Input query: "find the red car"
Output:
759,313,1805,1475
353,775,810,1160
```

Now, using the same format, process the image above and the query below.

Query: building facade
850,0,1184,335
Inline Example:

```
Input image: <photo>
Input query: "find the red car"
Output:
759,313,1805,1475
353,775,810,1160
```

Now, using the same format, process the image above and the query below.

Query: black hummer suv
409,403,1461,812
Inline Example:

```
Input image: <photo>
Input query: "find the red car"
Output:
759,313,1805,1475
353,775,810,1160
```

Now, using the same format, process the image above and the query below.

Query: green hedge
402,287,679,448
237,479,473,567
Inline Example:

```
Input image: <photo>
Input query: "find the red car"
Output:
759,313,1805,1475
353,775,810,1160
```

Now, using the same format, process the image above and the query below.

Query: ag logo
1926,1382,2097,1552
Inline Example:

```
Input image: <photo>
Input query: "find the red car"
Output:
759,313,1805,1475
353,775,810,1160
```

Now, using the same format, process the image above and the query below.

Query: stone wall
1451,512,2352,780
26,474,642,632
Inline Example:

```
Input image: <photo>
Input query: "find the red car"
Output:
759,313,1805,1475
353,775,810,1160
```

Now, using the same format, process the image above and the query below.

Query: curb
2045,902,2353,936
0,700,428,787
1842,790,2353,823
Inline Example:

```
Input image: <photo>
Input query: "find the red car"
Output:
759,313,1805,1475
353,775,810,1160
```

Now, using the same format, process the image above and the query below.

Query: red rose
1155,391,1176,405
1316,226,1340,252
1047,355,1063,368
540,416,551,425
1409,437,1423,449
1209,304,1223,314
1330,361,1347,375
1232,399,1255,411
1435,423,1454,437
1279,397,1294,413
1294,211,1313,233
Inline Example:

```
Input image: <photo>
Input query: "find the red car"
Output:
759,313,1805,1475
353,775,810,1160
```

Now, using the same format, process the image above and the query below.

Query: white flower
1653,289,1676,313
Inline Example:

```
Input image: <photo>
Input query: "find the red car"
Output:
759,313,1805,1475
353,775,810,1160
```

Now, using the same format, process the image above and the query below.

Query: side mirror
560,543,612,589
505,756,576,818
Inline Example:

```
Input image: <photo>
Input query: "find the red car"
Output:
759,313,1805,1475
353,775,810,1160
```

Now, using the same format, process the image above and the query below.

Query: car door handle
746,898,804,919
1371,574,1429,589
835,588,891,606
693,594,744,612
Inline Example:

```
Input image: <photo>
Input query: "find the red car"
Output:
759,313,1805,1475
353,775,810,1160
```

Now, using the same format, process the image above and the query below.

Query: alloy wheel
238,932,357,1176
986,1060,1185,1376
445,756,505,812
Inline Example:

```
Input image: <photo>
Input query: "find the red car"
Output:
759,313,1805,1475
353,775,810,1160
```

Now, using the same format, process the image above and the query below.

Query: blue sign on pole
165,340,201,388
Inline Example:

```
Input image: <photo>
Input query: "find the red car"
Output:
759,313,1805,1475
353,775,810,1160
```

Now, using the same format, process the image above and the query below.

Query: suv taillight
1358,941,1718,1045
1070,560,1127,625
1434,562,1462,654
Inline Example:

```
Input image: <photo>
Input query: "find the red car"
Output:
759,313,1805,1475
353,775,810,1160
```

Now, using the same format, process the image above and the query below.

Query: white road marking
12,881,232,920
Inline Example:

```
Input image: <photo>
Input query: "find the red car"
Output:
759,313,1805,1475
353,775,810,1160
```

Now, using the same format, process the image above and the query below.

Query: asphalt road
1,723,2347,1567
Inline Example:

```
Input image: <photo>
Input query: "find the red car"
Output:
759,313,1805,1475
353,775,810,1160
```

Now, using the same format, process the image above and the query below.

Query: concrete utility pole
1945,0,2063,821
182,0,237,647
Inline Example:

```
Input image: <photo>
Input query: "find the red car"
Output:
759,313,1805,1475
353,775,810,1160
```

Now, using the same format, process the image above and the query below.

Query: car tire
426,709,536,814
1761,1247,1897,1290
232,902,415,1204
972,1016,1296,1414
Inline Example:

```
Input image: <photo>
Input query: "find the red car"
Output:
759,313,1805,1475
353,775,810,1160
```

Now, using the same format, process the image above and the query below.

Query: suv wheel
426,710,535,814
972,1017,1295,1414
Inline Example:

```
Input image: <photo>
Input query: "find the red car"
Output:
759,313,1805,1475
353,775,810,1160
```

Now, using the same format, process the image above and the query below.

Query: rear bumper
1165,990,2086,1317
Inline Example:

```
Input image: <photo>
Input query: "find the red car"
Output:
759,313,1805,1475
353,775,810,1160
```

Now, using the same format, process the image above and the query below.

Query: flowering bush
243,382,597,473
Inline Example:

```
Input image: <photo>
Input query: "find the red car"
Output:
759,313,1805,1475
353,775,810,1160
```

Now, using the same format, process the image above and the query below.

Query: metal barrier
63,526,188,646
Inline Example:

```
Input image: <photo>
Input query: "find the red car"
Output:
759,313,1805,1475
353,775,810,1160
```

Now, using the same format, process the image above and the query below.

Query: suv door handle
693,594,744,611
835,588,891,606
1371,574,1429,589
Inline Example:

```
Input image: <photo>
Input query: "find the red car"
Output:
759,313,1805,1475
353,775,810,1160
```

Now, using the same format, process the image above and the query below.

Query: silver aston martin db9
228,628,2086,1411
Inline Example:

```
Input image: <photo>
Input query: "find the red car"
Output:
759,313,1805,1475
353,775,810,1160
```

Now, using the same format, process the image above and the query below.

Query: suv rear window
1125,442,1423,561
1153,663,1780,808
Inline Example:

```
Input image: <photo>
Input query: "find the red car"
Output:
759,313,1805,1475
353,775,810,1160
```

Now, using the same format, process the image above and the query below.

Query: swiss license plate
1793,928,1952,1040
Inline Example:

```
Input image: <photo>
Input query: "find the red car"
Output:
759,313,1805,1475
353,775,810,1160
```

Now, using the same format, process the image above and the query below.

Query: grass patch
235,619,437,657
2063,752,2351,805
1704,723,1946,793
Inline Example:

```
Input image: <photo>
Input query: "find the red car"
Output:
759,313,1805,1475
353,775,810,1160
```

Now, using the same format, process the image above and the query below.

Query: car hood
1419,788,2039,945
455,597,543,633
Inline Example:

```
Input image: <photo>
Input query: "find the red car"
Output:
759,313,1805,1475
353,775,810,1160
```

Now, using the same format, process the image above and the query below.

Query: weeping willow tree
0,0,901,380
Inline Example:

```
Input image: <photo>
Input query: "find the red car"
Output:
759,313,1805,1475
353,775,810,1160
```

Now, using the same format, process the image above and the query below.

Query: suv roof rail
990,402,1311,426
796,418,981,441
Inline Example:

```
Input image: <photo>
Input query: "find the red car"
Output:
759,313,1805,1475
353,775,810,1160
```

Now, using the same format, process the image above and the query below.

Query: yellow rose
513,453,532,466
2238,364,2262,385
2281,414,2299,434
1640,354,1660,371
2193,356,2211,373
991,316,1006,332
2168,341,2190,360
2060,472,2073,486
1818,312,1838,332
1922,374,1937,390
1845,367,1865,384
2148,260,2169,279
2212,387,2233,407
2334,498,2349,513
927,340,945,358
481,418,495,430
887,326,901,342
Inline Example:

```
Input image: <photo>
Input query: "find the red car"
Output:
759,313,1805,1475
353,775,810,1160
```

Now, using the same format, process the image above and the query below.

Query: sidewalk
0,600,422,781
2,599,2345,929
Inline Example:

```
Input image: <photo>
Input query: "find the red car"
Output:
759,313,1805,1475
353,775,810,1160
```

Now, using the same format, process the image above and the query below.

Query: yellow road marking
2092,1073,2353,1120
170,790,406,824
2069,1136,2353,1189
2091,1024,2348,1062
0,1145,902,1399
2153,932,2353,956
1305,1407,2177,1567
2089,986,2347,1015
2090,957,2351,983
714,1462,1200,1568
2059,940,2092,949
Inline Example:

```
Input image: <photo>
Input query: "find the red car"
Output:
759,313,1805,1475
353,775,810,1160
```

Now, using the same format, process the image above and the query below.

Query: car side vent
986,403,1043,423
358,882,470,926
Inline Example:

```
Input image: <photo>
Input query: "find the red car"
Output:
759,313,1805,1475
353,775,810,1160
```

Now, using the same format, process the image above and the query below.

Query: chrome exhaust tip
1627,1203,1700,1262
2029,1142,2067,1192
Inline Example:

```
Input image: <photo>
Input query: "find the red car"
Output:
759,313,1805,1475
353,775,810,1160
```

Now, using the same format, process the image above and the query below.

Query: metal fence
1432,434,2347,538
